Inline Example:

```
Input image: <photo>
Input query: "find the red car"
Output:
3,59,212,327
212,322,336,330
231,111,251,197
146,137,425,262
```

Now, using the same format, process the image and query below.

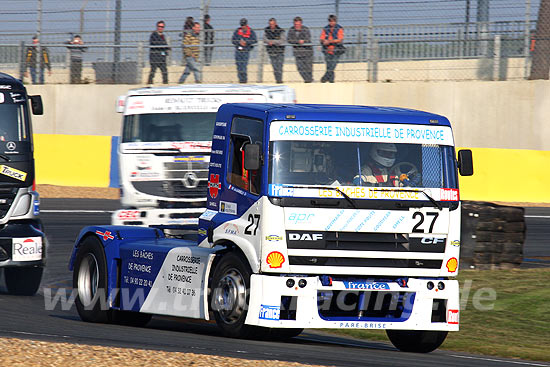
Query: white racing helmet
370,143,397,168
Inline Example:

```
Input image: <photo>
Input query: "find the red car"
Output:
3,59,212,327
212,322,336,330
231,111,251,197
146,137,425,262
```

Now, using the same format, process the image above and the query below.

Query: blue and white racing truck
69,104,473,352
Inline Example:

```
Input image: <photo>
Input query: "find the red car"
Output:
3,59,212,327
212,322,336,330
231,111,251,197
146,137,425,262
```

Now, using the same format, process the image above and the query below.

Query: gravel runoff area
0,337,328,367
37,185,120,199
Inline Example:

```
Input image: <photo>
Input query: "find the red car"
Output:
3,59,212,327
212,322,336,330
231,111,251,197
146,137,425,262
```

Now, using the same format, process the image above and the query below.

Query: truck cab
70,103,473,353
0,72,45,296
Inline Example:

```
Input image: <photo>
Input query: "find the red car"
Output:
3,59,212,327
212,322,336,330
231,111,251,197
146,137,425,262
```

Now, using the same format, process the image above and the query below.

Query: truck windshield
0,94,29,142
122,112,217,143
269,140,457,190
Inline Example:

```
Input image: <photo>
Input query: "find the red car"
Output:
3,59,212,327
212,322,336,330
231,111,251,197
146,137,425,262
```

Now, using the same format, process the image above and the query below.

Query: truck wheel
211,252,260,338
4,267,43,296
73,236,111,323
386,330,448,353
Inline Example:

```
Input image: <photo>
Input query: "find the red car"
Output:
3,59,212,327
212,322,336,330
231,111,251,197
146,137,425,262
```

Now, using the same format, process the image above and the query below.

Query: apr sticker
12,237,42,261
266,251,285,268
0,165,27,181
259,304,280,320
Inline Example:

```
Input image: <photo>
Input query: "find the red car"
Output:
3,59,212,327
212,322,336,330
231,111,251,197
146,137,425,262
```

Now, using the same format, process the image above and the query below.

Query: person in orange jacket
320,14,344,83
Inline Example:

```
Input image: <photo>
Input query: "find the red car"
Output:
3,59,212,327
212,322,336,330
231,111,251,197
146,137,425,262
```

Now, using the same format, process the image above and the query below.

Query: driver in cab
353,143,413,187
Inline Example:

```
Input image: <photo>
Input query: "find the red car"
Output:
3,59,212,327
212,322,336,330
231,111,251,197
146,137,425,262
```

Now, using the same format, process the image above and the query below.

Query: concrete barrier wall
27,81,550,203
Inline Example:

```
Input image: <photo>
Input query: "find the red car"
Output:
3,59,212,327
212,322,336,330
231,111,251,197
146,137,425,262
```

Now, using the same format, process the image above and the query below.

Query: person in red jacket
320,14,344,83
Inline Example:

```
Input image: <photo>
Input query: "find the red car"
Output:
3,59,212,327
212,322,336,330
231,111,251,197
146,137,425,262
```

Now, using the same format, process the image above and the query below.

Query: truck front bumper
245,274,459,331
0,222,46,268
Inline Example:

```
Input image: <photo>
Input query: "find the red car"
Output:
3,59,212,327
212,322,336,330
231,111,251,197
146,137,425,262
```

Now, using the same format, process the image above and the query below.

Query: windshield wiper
279,184,357,209
377,188,442,210
0,154,10,162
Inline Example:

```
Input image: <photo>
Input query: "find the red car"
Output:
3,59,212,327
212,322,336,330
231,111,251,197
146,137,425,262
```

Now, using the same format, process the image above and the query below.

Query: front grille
289,256,442,269
132,180,208,199
286,231,446,253
0,238,12,259
0,188,17,219
318,290,415,321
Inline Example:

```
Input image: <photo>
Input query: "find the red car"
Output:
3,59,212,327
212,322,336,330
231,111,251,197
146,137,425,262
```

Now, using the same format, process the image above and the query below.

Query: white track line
450,354,550,366
525,215,550,219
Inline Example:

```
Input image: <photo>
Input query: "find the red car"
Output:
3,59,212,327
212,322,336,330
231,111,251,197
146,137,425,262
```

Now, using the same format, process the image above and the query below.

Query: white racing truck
71,103,473,352
112,85,295,233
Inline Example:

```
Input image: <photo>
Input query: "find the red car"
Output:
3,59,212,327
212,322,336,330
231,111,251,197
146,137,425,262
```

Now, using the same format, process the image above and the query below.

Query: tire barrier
461,202,525,270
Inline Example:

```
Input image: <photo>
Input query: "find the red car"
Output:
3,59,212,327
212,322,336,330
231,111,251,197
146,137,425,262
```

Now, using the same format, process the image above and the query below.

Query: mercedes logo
182,172,199,188
6,141,16,151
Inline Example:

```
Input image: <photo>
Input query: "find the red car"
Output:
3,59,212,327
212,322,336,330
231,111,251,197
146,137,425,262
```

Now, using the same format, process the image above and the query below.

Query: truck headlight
12,194,31,217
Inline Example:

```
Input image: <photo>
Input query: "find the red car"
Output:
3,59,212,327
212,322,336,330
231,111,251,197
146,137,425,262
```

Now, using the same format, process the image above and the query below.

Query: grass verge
325,268,550,362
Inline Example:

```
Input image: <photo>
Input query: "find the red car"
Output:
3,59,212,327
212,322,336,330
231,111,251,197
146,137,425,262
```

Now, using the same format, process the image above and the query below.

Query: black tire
111,310,152,327
73,236,112,323
4,267,43,296
386,330,448,353
210,252,261,339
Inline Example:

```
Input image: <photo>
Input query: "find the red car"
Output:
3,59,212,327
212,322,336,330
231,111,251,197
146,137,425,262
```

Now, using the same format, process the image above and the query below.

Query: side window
227,116,263,195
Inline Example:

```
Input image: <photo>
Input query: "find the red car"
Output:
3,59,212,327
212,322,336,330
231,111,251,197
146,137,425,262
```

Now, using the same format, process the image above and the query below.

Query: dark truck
0,72,45,295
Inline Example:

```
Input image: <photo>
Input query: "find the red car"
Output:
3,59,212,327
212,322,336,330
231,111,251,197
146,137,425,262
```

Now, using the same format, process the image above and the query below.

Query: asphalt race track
0,199,548,367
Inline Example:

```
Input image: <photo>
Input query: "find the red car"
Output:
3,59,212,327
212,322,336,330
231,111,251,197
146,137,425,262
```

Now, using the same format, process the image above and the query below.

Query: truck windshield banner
270,121,454,146
124,94,266,115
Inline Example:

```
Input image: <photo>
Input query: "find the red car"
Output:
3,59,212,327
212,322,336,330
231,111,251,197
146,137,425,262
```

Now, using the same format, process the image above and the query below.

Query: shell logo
266,251,285,269
446,257,458,272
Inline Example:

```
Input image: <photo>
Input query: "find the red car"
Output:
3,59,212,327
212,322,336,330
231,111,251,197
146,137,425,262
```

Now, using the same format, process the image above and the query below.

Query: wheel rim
213,268,247,325
77,253,99,306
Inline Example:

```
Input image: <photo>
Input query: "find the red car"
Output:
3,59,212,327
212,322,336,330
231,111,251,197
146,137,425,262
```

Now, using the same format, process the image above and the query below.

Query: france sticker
269,184,295,197
343,281,390,290
259,304,280,320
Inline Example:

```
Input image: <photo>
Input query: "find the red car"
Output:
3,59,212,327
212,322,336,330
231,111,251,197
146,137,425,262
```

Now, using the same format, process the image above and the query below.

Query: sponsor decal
130,171,160,180
219,201,237,215
269,184,295,197
259,304,280,320
223,223,239,235
287,212,315,224
6,141,16,151
420,237,445,245
288,232,323,241
96,230,114,241
451,240,460,247
446,257,458,272
266,251,285,269
174,155,208,162
12,237,42,261
338,322,387,329
0,165,27,181
199,209,217,221
265,235,283,242
171,141,212,151
33,199,40,216
208,174,220,198
440,188,459,201
343,281,390,290
128,100,144,110
118,210,141,220
447,309,459,324
215,121,227,127
198,228,207,236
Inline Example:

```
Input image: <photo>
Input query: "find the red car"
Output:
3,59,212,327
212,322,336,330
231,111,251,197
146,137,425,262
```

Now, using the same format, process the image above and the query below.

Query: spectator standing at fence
264,18,285,84
232,18,257,84
204,14,214,65
148,20,171,84
320,14,344,83
25,36,51,85
66,35,87,84
184,17,195,34
178,22,202,84
287,16,313,83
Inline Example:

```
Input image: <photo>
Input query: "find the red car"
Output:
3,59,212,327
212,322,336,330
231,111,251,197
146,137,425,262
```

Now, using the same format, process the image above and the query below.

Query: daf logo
421,237,445,245
288,233,323,241
182,172,199,188
6,141,16,151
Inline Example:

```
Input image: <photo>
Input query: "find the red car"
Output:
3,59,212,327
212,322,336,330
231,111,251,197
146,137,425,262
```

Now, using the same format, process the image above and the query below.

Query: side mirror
244,144,261,171
458,149,473,176
29,95,43,115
